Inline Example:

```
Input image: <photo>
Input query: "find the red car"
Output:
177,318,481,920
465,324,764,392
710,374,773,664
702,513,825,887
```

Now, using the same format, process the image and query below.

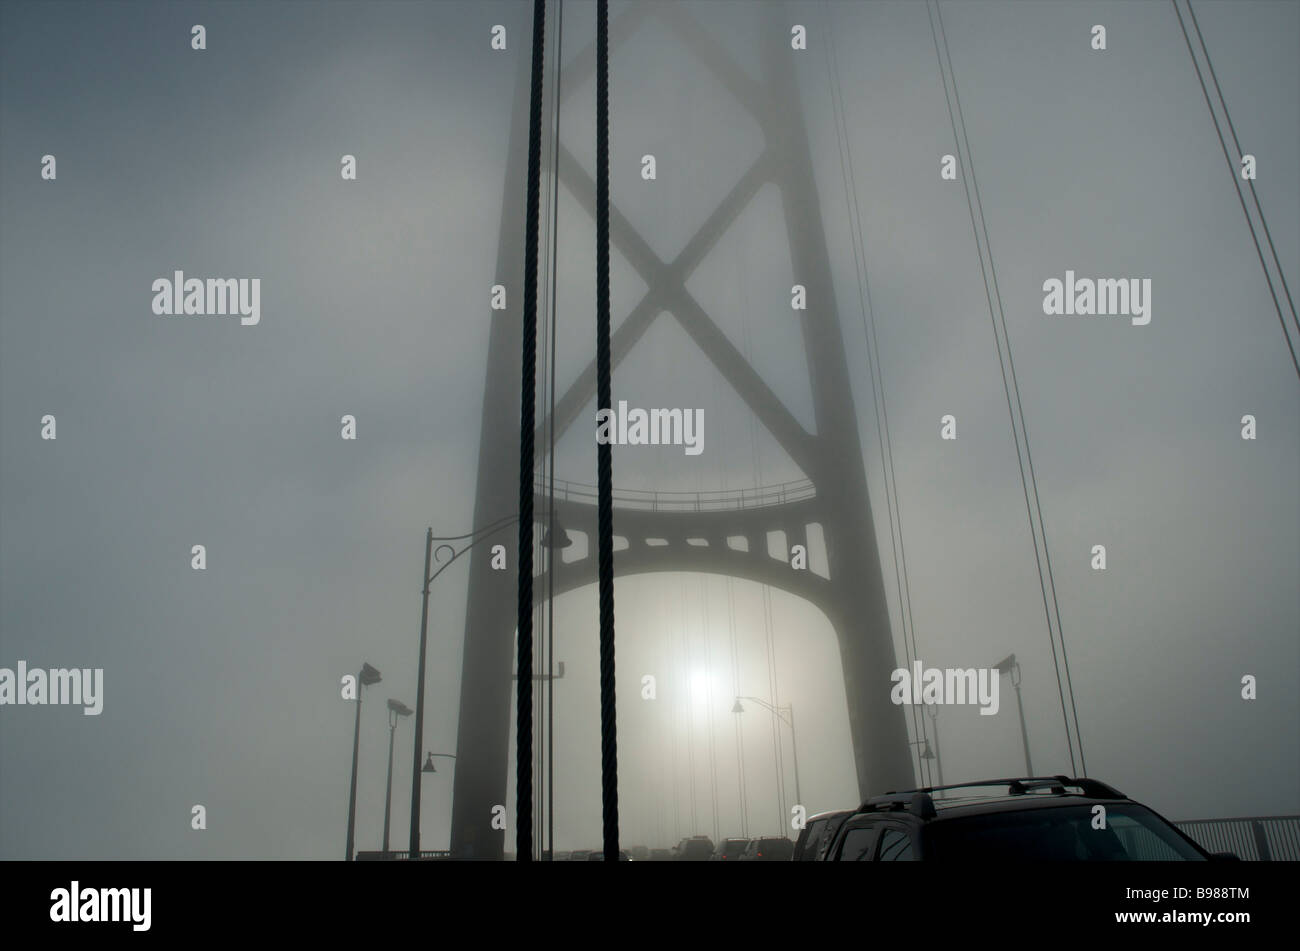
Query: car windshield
758,838,793,858
923,803,1207,860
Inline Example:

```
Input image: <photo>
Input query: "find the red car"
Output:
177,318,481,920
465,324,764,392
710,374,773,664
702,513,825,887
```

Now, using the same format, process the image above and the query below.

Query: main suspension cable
594,0,620,861
515,0,548,861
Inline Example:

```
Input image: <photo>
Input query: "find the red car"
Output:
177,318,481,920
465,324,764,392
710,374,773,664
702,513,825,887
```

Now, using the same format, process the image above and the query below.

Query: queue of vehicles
547,776,1234,862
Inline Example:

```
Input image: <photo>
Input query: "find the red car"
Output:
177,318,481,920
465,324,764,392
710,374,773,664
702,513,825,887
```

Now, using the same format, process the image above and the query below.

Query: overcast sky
1,0,1296,859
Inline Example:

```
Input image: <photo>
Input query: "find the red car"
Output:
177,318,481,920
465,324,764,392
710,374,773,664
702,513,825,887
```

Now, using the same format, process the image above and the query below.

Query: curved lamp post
926,701,944,788
408,516,572,856
418,753,459,858
732,695,802,812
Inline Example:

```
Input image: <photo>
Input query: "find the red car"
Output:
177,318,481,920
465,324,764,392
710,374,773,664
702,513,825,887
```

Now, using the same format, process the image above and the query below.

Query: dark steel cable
927,0,1080,774
546,0,564,864
1173,0,1299,378
516,0,547,862
595,0,620,862
936,4,1087,775
1187,0,1297,335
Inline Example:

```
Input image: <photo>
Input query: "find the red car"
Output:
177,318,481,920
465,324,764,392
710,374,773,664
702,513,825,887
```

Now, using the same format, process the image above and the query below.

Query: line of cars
548,836,796,860
545,776,1220,862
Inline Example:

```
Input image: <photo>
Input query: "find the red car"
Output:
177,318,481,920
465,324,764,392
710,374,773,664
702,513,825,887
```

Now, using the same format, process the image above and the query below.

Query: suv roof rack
858,791,937,820
866,776,1126,813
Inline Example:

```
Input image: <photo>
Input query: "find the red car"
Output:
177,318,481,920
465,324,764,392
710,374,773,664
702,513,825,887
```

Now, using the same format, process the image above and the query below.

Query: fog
1,0,1295,859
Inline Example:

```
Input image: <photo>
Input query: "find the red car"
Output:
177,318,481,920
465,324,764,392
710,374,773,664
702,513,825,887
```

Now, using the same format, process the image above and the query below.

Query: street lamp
419,752,458,858
382,699,413,855
408,516,516,857
925,702,944,788
732,696,802,812
994,653,1032,775
407,515,573,857
423,752,458,773
345,661,382,862
907,736,936,789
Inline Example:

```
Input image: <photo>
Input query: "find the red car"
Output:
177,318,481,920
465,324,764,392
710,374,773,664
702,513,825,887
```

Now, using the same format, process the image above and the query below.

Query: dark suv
820,776,1227,861
673,835,715,861
711,837,750,861
793,809,854,861
739,836,794,861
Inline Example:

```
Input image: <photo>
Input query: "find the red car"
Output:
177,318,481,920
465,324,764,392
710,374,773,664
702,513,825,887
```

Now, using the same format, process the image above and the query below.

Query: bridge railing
1173,815,1300,860
536,476,816,512
354,850,453,861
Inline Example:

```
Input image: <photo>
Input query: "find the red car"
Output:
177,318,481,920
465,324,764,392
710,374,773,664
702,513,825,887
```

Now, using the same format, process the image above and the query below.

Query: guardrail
354,850,453,861
535,476,816,512
1174,815,1300,861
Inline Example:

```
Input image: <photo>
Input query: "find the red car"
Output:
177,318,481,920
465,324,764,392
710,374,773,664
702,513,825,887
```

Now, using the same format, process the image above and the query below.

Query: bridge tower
449,2,913,859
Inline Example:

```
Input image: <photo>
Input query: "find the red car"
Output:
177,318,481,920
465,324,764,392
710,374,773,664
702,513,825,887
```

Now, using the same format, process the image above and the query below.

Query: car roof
806,809,856,823
928,793,1129,820
841,776,1135,823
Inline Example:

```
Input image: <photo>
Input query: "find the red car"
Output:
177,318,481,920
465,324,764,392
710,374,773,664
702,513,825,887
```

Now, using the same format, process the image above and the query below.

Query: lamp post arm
427,515,520,585
738,695,793,727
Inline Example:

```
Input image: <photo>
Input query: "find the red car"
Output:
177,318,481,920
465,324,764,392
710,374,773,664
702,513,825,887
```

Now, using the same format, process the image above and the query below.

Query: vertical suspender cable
595,0,621,861
927,0,1084,774
703,578,721,842
516,0,547,862
822,0,932,788
546,0,564,864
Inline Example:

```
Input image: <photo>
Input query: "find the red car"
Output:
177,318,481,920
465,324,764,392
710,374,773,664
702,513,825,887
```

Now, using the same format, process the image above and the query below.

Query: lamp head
540,519,574,551
360,662,382,686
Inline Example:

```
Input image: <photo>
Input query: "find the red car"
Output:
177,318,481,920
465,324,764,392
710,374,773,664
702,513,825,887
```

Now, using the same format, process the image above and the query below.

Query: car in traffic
710,837,750,861
739,836,794,861
673,835,715,861
819,776,1232,861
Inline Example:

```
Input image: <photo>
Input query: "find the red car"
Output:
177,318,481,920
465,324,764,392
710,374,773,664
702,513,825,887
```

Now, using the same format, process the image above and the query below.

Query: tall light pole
345,661,382,862
994,654,1032,775
382,699,413,855
908,737,937,790
732,696,802,817
926,701,944,788
422,752,458,856
407,515,530,857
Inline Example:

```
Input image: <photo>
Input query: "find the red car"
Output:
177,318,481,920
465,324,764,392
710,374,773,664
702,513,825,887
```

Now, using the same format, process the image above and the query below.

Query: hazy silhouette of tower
449,2,912,859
